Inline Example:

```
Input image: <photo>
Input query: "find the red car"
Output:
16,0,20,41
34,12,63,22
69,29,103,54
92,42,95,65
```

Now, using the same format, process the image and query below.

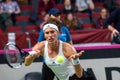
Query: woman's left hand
68,50,84,60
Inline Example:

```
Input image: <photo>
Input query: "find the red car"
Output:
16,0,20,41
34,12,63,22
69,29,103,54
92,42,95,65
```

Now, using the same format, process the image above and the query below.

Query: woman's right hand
24,55,35,66
24,50,40,66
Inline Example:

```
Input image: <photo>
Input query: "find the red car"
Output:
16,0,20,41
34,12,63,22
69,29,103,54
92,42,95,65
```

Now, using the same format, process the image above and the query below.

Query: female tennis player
24,23,84,80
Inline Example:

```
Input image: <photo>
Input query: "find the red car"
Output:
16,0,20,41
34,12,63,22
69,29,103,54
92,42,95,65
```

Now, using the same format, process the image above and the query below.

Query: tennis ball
56,56,64,63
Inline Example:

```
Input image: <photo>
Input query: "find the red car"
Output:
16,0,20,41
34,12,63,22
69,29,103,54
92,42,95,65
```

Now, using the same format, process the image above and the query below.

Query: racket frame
4,42,28,69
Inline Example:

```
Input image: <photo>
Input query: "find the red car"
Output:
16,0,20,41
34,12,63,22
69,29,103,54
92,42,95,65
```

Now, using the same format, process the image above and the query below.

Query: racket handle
28,51,36,56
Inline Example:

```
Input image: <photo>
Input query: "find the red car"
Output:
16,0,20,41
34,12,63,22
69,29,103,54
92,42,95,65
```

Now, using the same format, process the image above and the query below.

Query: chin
48,40,54,43
48,39,56,44
49,41,54,43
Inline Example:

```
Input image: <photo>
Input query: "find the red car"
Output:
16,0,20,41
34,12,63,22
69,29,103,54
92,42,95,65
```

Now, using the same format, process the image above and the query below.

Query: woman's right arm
24,54,36,66
24,42,44,66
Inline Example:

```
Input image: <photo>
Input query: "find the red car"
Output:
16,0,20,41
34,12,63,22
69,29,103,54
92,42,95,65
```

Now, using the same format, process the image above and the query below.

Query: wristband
28,51,36,56
71,58,80,65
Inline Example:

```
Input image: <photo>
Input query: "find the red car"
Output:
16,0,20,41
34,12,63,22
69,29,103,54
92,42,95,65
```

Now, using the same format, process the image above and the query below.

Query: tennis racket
4,42,35,69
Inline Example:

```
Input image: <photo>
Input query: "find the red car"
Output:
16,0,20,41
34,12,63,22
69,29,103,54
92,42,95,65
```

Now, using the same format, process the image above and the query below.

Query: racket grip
28,51,36,56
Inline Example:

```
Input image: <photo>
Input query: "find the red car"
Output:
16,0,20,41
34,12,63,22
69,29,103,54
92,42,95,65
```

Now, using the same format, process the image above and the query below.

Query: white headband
43,23,59,32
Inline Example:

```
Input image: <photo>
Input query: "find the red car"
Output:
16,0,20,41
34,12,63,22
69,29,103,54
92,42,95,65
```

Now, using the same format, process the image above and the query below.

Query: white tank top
44,40,75,80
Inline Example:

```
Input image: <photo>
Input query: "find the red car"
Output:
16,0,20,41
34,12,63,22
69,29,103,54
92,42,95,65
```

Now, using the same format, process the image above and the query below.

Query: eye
50,30,55,33
45,32,49,34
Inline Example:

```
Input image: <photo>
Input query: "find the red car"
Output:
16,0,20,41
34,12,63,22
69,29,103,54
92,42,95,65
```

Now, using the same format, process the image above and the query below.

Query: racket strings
4,44,22,69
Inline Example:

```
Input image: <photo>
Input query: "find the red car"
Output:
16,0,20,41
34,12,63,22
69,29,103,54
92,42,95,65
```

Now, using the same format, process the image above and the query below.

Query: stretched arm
24,54,37,66
24,42,44,66
69,50,84,78
63,43,84,78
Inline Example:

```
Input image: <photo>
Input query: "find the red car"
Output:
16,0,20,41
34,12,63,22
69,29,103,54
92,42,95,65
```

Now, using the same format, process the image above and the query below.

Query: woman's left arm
63,43,84,78
69,50,84,78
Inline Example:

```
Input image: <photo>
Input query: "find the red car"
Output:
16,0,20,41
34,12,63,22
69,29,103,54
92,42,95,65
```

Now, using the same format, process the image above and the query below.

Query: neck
48,40,59,50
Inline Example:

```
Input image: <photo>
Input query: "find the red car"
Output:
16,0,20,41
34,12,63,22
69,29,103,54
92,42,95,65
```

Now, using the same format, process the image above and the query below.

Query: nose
48,32,52,36
47,33,53,40
47,32,53,39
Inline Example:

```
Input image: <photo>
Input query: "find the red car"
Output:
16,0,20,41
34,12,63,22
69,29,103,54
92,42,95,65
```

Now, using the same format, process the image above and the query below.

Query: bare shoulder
62,42,72,50
32,41,45,55
63,42,76,51
37,41,45,47
62,42,76,58
33,41,45,48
